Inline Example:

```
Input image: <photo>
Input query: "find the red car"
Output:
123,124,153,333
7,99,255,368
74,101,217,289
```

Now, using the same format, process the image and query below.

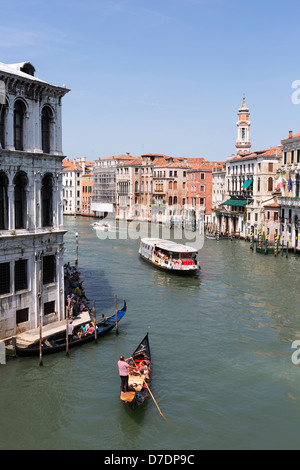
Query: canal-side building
92,153,133,218
212,98,282,238
277,131,300,249
211,164,226,230
215,146,282,238
152,155,190,225
185,161,223,230
0,61,69,340
62,157,92,215
81,170,94,217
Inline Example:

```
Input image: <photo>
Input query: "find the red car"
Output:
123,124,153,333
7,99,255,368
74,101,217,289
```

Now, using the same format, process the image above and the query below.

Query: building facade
278,131,300,249
62,157,92,216
92,154,133,217
0,61,69,340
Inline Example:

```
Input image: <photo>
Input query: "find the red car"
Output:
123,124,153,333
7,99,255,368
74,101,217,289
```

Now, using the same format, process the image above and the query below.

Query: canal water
1,216,300,450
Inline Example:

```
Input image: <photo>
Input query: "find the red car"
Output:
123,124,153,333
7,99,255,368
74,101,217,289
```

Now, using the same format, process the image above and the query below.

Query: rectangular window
0,262,10,295
297,149,300,164
44,301,55,315
291,150,294,164
15,259,28,292
284,152,287,164
274,212,279,221
16,307,29,324
43,255,55,285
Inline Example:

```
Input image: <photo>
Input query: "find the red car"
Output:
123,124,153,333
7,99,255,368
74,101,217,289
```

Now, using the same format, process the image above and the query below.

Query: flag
277,172,284,190
288,171,293,192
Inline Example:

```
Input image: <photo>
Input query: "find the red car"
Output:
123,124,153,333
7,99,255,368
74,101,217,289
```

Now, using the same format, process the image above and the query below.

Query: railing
278,197,300,207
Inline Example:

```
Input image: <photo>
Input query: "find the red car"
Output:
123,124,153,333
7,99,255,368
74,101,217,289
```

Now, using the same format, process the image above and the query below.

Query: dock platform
16,311,91,347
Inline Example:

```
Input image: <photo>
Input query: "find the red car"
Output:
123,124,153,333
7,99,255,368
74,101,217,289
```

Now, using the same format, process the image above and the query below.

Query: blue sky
1,0,300,162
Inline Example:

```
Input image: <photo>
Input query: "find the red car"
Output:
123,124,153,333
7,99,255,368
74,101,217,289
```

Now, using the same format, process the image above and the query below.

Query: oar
131,358,168,423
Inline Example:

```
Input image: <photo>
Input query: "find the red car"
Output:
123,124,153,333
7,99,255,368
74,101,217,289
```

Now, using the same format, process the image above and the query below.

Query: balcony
278,197,300,207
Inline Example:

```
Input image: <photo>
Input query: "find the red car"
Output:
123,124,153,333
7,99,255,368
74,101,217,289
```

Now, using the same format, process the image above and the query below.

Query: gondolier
118,355,134,392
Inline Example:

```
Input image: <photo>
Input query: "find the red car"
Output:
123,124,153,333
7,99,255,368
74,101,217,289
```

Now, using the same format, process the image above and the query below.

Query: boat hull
139,253,199,275
15,302,126,357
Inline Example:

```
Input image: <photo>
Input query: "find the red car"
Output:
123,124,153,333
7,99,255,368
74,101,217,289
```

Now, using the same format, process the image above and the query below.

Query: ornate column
7,184,14,230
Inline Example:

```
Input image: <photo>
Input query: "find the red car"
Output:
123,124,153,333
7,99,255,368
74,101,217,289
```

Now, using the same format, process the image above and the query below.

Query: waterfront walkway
16,311,91,346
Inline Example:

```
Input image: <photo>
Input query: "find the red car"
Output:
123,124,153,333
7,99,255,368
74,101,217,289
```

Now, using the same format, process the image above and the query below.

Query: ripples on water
2,217,300,450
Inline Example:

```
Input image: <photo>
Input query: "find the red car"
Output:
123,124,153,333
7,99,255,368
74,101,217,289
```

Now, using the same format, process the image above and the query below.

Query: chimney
289,130,293,138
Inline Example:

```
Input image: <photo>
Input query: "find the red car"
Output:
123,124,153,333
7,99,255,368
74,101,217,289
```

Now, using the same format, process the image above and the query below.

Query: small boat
15,301,126,357
255,244,275,255
91,222,111,231
120,332,151,409
139,238,199,275
206,235,217,240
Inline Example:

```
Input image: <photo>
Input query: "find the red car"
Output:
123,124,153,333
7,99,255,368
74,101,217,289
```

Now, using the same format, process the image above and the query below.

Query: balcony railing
278,197,300,207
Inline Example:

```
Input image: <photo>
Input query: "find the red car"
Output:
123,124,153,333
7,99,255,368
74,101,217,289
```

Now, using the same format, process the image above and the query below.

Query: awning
90,202,114,213
241,179,253,189
221,199,250,207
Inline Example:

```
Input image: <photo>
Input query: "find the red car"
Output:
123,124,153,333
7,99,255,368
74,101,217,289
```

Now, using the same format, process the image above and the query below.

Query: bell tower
236,97,251,156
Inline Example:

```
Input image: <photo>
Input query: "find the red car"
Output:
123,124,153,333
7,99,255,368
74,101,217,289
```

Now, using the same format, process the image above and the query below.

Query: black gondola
120,332,151,409
15,301,126,357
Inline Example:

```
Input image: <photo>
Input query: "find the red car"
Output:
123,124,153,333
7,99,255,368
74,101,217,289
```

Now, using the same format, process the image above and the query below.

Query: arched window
0,101,7,149
268,177,273,192
41,174,53,227
134,181,138,193
14,172,28,229
0,172,8,229
169,181,173,189
14,100,25,151
257,177,260,192
168,196,173,206
173,196,178,205
41,106,51,153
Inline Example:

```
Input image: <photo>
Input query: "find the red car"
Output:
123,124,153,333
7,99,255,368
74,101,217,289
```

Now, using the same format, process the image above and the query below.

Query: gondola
15,301,126,358
120,332,151,409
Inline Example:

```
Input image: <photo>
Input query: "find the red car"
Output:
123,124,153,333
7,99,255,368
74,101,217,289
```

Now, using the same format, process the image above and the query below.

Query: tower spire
236,96,251,156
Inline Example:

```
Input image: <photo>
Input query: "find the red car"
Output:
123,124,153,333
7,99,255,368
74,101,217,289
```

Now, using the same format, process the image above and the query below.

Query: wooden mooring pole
114,294,118,334
93,300,97,342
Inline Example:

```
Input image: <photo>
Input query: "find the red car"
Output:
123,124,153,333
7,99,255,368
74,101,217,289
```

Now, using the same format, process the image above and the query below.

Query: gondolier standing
118,355,133,393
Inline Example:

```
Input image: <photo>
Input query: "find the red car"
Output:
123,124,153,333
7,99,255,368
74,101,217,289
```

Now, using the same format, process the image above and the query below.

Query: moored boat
139,238,199,274
15,301,126,357
120,332,151,409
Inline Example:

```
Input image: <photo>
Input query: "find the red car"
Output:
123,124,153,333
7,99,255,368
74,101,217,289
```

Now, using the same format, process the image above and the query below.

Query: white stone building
212,99,282,238
0,61,69,340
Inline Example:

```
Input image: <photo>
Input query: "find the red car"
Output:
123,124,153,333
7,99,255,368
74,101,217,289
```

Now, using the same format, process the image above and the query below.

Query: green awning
241,179,253,189
221,199,249,207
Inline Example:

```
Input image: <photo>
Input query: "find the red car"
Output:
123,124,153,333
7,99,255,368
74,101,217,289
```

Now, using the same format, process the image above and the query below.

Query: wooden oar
131,358,168,423
142,379,168,423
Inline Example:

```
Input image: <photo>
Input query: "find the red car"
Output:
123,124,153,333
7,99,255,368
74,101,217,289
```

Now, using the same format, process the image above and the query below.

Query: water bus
139,238,199,275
